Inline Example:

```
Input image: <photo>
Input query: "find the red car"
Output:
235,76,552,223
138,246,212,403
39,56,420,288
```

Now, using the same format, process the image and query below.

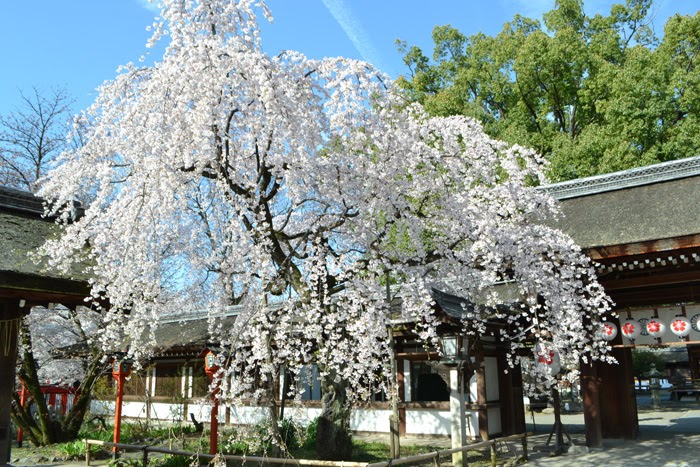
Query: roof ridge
0,186,45,215
541,155,700,200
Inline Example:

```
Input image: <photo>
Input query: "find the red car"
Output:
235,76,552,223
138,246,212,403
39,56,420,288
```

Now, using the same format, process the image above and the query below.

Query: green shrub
151,454,195,467
57,439,101,460
278,418,301,450
301,418,318,449
222,431,251,456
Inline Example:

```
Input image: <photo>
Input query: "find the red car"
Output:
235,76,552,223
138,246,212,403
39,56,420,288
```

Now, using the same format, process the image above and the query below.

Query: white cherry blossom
38,0,614,403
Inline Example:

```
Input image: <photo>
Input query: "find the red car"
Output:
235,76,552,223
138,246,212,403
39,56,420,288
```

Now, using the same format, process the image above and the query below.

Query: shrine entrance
543,155,700,447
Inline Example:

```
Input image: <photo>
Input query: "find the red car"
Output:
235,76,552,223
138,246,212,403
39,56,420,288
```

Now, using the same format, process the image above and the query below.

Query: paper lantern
646,318,666,338
599,322,618,341
534,343,561,376
669,316,691,338
621,319,641,340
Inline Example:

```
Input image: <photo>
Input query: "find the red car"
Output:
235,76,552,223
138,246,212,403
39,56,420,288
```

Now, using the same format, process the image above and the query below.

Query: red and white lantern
621,319,642,340
534,343,561,376
599,322,618,341
646,318,666,338
669,316,691,338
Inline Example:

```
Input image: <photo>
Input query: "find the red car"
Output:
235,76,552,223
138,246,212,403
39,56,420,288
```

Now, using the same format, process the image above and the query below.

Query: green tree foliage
631,349,666,388
397,0,700,181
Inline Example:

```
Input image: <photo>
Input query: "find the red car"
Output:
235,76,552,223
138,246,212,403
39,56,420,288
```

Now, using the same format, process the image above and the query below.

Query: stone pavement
9,397,700,466
355,396,700,467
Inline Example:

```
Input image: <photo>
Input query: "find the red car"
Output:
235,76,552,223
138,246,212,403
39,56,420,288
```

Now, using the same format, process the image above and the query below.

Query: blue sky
1,0,698,118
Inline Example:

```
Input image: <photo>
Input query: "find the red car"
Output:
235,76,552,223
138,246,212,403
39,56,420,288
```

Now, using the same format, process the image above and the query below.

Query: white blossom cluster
37,0,614,400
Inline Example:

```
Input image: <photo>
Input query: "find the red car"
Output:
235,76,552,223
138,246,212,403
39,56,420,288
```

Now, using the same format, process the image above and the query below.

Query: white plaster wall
149,402,185,421
91,400,489,437
487,407,501,435
122,401,148,419
484,357,500,402
188,400,214,422
226,405,269,426
350,408,390,432
282,406,323,426
403,360,412,402
89,400,114,416
404,408,478,438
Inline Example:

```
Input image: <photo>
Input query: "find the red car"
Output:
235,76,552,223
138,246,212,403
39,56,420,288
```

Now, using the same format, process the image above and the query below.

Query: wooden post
386,276,400,458
551,388,564,453
581,360,602,448
388,334,400,459
0,301,22,467
449,366,467,467
397,358,406,437
476,363,488,441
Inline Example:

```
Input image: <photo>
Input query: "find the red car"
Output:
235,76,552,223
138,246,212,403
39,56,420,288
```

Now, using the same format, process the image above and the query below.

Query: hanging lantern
621,319,642,340
599,322,618,341
646,318,666,338
669,316,691,338
534,343,561,376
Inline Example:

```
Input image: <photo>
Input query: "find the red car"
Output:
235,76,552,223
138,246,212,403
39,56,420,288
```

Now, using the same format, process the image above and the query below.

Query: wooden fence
85,432,530,467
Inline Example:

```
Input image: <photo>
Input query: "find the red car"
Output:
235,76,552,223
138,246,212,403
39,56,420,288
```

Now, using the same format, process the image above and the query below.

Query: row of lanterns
600,316,692,341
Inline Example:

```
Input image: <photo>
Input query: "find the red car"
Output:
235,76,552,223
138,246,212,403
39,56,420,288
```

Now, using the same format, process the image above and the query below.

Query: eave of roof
0,186,45,215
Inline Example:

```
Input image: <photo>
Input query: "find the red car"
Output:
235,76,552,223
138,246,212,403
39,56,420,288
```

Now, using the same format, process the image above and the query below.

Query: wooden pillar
597,347,638,439
396,358,406,436
476,363,489,440
581,360,602,448
449,367,466,467
499,355,525,435
0,300,22,466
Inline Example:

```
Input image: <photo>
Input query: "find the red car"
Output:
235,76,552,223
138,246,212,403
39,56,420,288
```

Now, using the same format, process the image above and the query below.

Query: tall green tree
397,0,700,181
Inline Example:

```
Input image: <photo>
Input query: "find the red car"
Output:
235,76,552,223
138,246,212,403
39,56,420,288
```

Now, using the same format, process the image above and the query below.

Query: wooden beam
586,234,700,260
601,270,700,290
608,282,700,307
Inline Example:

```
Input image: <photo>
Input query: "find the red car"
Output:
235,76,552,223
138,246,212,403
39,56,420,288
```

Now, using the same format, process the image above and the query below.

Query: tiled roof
0,186,91,285
540,157,700,249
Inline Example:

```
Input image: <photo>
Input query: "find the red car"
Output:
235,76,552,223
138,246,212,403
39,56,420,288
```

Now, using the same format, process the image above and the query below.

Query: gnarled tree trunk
11,320,106,445
316,372,352,460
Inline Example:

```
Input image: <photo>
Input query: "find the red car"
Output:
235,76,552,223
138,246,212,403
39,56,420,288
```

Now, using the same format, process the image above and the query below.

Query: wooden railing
365,433,530,467
85,432,530,467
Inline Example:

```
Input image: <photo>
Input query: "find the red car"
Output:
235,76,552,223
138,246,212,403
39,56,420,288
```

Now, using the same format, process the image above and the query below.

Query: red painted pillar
209,383,220,455
111,357,132,454
16,384,27,447
113,374,126,451
61,393,68,416
203,350,221,455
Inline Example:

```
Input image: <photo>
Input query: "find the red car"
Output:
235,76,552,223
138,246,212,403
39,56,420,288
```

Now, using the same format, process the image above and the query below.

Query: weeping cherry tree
38,0,614,459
